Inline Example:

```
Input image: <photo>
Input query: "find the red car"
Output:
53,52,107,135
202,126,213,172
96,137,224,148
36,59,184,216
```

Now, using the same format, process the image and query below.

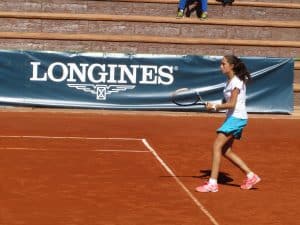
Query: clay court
0,109,299,225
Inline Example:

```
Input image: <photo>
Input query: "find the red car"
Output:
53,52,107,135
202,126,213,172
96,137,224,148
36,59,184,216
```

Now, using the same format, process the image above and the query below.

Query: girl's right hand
206,102,217,111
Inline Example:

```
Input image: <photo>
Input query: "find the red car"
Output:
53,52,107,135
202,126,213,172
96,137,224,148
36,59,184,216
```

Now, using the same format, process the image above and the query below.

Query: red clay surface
0,109,299,225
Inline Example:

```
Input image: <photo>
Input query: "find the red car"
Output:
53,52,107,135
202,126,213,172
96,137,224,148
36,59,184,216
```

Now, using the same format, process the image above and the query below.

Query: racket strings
172,90,201,106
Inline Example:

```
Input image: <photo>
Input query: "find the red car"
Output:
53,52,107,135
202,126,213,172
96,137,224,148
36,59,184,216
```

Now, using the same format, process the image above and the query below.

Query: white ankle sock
208,178,217,185
247,172,254,179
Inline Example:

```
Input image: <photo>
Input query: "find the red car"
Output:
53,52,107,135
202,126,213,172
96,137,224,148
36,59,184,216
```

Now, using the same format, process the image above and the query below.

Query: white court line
142,138,219,225
0,136,147,153
0,135,142,141
93,149,148,153
0,135,218,224
0,147,148,153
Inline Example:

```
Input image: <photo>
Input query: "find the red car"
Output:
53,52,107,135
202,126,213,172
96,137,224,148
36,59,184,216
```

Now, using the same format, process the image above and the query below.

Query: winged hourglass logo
67,84,136,100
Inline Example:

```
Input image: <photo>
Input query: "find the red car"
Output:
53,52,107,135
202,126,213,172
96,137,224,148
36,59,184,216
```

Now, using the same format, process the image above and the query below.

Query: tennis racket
172,88,207,106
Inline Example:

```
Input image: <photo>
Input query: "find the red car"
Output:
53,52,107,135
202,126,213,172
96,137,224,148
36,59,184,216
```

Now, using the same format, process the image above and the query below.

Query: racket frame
172,88,207,106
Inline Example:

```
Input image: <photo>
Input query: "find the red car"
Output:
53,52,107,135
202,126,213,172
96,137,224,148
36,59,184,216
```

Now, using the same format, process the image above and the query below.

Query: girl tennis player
195,55,261,192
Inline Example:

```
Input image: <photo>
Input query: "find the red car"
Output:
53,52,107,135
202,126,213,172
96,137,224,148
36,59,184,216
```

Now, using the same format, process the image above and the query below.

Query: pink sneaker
195,182,218,192
240,174,261,190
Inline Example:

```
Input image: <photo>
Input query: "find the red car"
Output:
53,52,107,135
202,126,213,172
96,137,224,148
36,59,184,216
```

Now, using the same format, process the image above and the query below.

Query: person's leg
222,141,261,190
176,0,187,18
222,145,252,174
178,0,188,10
199,0,208,12
199,0,208,19
210,133,233,180
195,133,233,192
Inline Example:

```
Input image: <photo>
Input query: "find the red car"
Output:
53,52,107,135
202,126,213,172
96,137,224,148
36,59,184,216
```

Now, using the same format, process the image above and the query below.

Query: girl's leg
210,133,233,180
195,132,232,192
222,141,261,190
222,144,252,174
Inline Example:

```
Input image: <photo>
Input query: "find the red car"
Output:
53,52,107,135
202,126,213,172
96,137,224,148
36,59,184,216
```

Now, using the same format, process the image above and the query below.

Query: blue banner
0,50,294,113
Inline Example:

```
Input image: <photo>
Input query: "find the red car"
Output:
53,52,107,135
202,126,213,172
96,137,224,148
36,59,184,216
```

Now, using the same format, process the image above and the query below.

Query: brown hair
224,55,251,83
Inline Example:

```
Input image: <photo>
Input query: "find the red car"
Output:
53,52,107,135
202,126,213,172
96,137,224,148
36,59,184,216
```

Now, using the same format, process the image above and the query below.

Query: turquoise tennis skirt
217,116,248,139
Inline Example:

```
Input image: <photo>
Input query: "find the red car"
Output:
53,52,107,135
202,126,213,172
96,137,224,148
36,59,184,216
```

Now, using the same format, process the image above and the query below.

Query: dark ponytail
224,55,251,83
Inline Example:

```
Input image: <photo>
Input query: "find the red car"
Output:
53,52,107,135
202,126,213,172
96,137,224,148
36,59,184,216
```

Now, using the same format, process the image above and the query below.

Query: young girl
195,55,261,193
176,0,208,19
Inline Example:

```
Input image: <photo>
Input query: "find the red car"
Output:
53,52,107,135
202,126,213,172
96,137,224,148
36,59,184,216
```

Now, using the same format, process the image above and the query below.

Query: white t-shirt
223,76,248,119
